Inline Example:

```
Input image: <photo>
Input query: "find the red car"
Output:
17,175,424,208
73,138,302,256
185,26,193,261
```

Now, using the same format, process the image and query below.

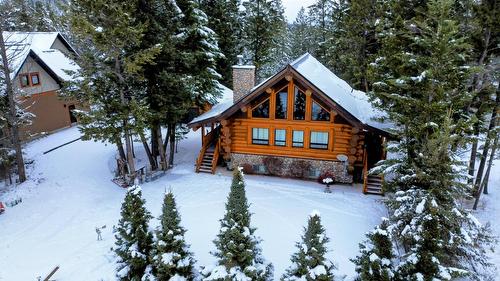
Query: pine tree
281,211,336,281
368,0,495,279
202,168,273,281
288,7,313,59
242,0,286,81
201,0,242,85
307,0,335,63
114,184,154,280
351,218,394,281
152,192,196,280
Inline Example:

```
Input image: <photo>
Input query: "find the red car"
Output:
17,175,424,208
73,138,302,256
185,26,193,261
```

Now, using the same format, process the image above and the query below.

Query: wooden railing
195,125,221,173
211,137,221,174
362,147,368,194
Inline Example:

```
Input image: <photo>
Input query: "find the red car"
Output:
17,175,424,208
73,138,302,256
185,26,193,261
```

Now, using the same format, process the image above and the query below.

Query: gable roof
1,32,79,83
189,53,393,134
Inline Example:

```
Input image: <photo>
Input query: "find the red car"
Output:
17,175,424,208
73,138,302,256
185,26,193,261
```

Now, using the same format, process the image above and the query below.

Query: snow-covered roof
215,83,233,104
191,83,234,124
290,53,392,132
1,32,78,82
189,53,393,133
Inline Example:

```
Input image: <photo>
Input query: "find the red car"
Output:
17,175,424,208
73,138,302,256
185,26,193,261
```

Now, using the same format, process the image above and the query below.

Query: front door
365,132,384,169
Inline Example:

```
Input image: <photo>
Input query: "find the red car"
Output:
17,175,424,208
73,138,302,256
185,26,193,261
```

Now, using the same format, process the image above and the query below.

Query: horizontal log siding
229,118,354,161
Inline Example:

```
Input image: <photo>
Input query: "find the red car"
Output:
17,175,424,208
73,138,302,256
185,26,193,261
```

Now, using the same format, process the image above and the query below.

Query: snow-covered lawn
0,126,457,281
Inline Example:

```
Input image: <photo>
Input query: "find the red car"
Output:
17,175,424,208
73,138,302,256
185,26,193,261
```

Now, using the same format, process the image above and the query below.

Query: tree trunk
164,123,171,152
168,123,176,168
0,28,26,183
139,131,156,170
468,122,480,184
473,89,499,210
151,126,159,157
156,126,167,170
115,135,127,162
115,56,135,181
482,134,498,195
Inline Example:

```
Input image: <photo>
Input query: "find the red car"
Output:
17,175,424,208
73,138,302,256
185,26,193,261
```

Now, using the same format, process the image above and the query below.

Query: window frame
274,128,287,146
311,99,330,122
251,97,271,119
30,72,40,86
274,85,288,120
19,74,30,87
292,130,304,148
309,131,329,150
252,128,269,145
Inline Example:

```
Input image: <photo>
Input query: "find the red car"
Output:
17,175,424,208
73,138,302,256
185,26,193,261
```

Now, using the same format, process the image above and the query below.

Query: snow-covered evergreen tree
351,218,394,281
152,192,196,280
288,7,314,59
242,0,286,81
367,0,496,279
114,184,154,280
281,211,336,281
202,168,273,281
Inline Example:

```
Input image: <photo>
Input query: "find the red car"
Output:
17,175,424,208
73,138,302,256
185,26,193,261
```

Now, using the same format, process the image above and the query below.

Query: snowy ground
0,127,389,280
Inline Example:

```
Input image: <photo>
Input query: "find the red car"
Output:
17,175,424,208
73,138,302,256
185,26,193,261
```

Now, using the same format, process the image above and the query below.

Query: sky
282,0,316,22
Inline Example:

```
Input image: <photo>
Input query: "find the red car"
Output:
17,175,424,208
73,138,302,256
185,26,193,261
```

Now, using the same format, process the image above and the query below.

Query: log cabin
2,32,80,140
188,53,392,194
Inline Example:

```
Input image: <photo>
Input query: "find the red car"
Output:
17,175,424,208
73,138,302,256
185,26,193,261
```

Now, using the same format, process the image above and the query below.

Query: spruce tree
152,192,196,280
367,0,495,279
201,0,242,85
281,211,336,281
351,218,394,281
242,0,286,81
202,168,273,281
307,0,335,63
288,7,314,59
114,184,154,280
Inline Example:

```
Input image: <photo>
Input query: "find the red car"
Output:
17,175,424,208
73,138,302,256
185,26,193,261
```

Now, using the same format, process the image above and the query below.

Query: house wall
16,56,60,95
19,90,78,140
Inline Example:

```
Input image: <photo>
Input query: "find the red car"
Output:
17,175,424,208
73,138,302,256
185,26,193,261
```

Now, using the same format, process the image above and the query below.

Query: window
310,131,329,149
274,129,286,146
20,74,29,87
30,73,40,86
252,128,269,145
275,88,288,119
312,101,330,121
252,99,270,118
292,130,304,147
293,87,306,120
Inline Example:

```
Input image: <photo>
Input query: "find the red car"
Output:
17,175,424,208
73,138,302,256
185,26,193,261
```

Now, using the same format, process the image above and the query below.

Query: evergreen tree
367,1,495,278
242,0,286,81
202,168,273,281
152,192,196,280
351,218,394,281
201,0,242,85
288,7,314,59
114,184,154,280
281,211,336,281
307,0,335,63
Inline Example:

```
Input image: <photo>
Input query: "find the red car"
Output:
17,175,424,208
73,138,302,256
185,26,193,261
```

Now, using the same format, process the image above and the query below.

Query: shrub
318,171,336,185
289,160,311,178
263,156,284,176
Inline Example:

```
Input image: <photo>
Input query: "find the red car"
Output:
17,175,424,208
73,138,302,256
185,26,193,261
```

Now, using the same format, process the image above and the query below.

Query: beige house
2,32,80,140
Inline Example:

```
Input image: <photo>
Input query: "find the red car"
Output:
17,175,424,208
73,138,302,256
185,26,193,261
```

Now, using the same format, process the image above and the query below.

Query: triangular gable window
311,100,330,121
252,98,270,118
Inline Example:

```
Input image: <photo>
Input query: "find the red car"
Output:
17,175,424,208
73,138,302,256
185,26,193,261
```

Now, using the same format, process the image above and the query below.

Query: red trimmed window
30,73,40,86
20,74,30,87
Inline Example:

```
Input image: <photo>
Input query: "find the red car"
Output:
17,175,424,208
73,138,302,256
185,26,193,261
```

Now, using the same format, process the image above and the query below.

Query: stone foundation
229,153,352,183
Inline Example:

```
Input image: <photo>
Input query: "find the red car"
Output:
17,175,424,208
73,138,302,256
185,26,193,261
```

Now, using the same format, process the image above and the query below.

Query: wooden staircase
198,146,215,173
362,148,384,195
364,175,384,195
195,126,221,174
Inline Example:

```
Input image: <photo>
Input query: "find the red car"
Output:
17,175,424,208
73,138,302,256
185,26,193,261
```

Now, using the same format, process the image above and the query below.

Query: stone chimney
232,55,255,102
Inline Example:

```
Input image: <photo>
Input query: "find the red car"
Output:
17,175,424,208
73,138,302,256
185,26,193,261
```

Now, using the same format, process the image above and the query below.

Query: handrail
362,147,368,193
211,137,221,174
195,145,208,172
196,125,221,173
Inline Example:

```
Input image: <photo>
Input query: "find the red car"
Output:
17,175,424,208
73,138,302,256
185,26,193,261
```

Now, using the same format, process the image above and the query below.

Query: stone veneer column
232,65,255,102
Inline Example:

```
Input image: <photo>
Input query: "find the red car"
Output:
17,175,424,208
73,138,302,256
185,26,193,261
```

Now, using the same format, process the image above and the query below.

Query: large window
312,101,330,121
274,129,286,146
310,131,329,149
252,128,269,145
252,99,270,118
293,87,306,120
275,88,288,119
292,130,304,147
